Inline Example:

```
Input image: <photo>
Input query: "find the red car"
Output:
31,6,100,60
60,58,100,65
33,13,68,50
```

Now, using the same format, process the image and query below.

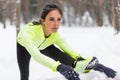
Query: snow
0,23,120,80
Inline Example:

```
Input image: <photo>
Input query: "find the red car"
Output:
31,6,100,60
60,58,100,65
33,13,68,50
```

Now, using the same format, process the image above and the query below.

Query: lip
52,27,58,31
52,27,58,30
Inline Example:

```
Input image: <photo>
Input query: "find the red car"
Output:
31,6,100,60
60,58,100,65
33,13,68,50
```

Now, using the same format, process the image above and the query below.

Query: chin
52,29,58,32
52,31,57,33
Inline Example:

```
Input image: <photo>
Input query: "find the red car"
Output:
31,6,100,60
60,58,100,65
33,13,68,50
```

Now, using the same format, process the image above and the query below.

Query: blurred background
0,0,120,33
1,0,120,80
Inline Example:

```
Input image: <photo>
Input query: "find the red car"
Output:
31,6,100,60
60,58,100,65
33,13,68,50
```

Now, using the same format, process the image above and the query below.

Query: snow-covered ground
0,23,120,80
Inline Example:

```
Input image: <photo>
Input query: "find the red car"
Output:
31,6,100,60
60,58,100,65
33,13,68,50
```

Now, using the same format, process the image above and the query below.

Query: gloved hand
94,63,116,78
75,56,116,78
57,64,80,80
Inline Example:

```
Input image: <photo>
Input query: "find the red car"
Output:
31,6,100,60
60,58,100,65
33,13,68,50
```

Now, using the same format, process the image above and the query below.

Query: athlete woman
17,3,116,80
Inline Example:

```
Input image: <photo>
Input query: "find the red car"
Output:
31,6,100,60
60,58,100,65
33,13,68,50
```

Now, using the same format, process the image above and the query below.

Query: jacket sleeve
17,24,60,72
54,33,81,59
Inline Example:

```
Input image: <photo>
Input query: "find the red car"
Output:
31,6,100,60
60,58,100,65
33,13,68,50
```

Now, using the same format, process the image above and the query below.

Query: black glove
94,63,116,78
57,64,80,80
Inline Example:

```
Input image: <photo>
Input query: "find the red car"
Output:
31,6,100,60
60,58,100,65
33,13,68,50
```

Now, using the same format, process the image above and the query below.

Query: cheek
46,22,53,27
44,20,52,25
47,22,55,27
44,21,50,26
58,22,61,25
57,22,61,27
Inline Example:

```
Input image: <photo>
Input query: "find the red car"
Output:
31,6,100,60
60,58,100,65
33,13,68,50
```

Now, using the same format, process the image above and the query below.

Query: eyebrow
49,17,54,18
49,17,62,19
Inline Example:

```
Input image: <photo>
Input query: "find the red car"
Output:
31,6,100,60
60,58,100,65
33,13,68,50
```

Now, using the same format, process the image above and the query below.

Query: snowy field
0,24,120,80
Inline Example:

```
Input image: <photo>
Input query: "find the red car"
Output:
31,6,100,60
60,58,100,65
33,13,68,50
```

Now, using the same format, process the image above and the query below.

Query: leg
40,45,75,67
17,42,31,80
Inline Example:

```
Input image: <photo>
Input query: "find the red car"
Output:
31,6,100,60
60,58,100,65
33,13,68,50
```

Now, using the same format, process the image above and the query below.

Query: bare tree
97,0,103,26
8,0,12,25
113,0,120,33
21,0,30,23
0,0,2,23
8,0,16,25
1,0,7,28
104,0,114,26
1,0,120,32
16,0,21,34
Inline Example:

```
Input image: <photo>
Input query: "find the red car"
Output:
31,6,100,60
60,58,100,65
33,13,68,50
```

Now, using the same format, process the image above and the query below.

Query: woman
17,3,116,80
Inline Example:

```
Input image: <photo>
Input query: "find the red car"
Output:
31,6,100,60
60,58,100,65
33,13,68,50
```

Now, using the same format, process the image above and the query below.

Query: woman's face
42,9,62,36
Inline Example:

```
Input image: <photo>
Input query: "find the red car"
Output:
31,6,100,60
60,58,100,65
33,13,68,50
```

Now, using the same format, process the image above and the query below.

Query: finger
68,71,74,80
70,71,80,80
62,72,71,80
73,72,80,80
95,64,116,78
94,67,104,72
103,68,112,77
104,68,116,78
95,66,113,78
107,67,116,73
95,66,115,78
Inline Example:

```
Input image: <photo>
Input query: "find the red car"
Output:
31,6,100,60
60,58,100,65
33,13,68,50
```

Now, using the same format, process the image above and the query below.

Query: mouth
52,27,58,31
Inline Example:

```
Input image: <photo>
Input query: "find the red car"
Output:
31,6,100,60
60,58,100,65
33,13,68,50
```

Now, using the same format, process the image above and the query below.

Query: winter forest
0,0,120,33
1,0,120,80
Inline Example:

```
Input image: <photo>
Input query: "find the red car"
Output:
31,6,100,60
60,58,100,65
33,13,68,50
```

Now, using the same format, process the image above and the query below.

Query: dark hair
40,3,63,20
32,3,63,25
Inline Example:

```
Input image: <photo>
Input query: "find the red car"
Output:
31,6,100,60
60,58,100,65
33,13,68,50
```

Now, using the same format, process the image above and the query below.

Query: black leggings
17,42,75,80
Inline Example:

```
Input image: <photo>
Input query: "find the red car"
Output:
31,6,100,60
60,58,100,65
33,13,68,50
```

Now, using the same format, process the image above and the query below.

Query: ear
40,18,45,24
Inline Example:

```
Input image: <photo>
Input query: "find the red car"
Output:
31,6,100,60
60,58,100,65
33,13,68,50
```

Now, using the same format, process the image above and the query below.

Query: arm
55,33,81,59
17,27,80,80
17,25,60,72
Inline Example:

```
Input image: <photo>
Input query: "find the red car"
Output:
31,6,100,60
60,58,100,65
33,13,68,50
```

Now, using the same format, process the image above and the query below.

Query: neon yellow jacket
17,23,80,72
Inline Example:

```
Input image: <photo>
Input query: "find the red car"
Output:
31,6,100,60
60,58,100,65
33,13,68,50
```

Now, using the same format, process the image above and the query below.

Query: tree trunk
97,0,103,26
113,0,120,33
16,0,20,34
1,0,7,29
21,0,30,24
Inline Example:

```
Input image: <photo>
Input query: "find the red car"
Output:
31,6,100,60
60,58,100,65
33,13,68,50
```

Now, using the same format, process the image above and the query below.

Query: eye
57,18,61,21
49,18,54,21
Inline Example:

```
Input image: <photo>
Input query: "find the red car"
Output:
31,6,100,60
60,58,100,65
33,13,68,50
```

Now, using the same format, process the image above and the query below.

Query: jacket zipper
38,39,46,48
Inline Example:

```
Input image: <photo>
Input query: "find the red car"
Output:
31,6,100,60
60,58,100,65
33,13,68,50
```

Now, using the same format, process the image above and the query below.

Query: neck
42,27,51,38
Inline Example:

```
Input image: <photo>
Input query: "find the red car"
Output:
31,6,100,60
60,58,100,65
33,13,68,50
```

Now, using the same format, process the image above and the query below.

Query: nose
54,20,59,26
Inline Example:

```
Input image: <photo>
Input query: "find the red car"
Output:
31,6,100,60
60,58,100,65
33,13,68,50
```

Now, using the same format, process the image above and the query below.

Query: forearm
25,43,60,71
18,38,60,72
58,42,81,59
